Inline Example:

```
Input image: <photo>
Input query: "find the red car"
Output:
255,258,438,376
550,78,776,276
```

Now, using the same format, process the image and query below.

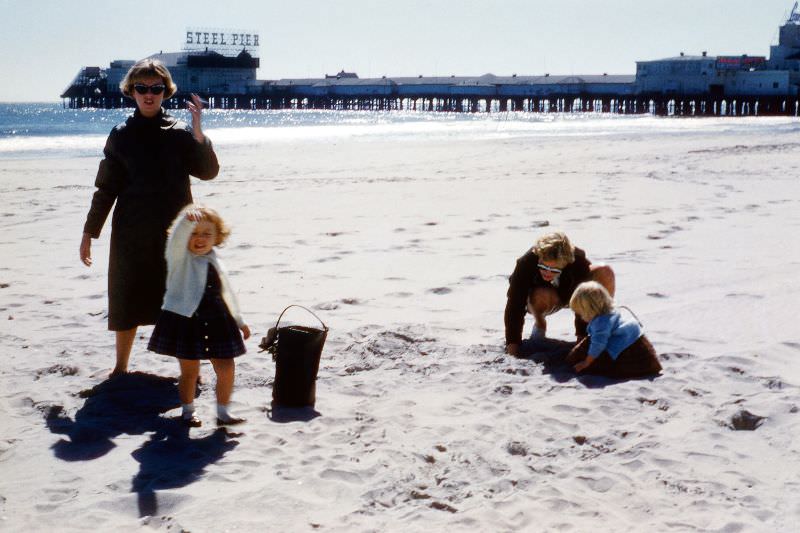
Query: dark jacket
504,247,592,345
83,109,219,330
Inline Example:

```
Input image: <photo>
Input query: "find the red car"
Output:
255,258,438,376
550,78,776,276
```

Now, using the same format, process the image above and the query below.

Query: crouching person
566,281,661,378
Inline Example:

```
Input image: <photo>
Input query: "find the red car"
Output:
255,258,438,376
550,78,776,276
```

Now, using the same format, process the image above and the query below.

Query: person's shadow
45,372,184,460
516,338,660,388
44,371,238,517
131,424,239,517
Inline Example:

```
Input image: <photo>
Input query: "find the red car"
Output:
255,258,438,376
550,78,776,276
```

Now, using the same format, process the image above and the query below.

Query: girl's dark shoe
181,414,202,427
216,416,246,426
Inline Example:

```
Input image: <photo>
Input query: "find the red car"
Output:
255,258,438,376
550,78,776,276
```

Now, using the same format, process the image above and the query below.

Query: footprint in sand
428,287,452,295
386,291,413,298
506,441,529,456
319,468,362,484
725,293,764,299
35,364,79,379
577,476,615,493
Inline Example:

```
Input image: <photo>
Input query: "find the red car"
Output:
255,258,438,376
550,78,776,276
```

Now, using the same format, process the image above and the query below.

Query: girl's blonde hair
569,281,614,320
195,205,231,246
119,58,178,98
533,231,575,267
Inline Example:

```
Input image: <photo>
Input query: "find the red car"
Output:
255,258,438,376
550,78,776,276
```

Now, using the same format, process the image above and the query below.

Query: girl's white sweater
160,210,244,327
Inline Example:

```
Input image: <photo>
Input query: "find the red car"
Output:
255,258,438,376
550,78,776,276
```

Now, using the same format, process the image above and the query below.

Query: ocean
2,102,800,160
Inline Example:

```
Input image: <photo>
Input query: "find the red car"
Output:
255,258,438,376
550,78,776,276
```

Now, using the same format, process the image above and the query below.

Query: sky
0,0,796,102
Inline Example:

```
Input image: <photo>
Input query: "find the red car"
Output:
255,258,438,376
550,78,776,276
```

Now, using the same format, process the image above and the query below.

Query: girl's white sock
181,403,196,419
216,403,232,422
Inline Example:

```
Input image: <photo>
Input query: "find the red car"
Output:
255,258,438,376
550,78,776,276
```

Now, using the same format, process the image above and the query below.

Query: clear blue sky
0,0,795,102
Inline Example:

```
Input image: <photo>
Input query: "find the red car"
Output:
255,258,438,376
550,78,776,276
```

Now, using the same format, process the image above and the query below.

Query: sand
1,118,799,532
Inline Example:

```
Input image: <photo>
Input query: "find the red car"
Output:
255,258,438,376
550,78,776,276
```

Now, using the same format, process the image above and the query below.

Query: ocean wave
1,109,799,159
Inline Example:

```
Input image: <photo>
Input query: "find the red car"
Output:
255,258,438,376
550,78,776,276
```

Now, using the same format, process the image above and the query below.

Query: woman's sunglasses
537,263,563,274
133,83,166,95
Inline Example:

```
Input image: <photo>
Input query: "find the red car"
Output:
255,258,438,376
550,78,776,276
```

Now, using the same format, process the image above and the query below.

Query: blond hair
569,281,614,321
119,58,178,98
533,231,575,266
195,205,231,246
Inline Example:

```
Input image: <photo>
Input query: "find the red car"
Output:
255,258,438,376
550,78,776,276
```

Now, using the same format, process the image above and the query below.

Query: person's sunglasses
537,263,563,274
133,83,166,95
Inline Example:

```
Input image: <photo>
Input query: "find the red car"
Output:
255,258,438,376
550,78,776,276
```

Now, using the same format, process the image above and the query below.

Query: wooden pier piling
63,91,800,117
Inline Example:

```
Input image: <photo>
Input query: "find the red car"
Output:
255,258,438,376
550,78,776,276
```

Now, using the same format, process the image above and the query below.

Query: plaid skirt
148,265,246,360
566,335,661,378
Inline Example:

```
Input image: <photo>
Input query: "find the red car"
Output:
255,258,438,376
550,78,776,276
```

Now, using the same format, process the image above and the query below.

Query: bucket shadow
267,404,321,423
44,371,188,461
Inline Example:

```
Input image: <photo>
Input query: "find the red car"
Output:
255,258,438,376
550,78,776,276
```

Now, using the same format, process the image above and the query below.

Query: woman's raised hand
187,93,206,143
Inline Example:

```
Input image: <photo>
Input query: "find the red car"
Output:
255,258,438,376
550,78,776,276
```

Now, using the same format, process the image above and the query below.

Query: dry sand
1,119,799,531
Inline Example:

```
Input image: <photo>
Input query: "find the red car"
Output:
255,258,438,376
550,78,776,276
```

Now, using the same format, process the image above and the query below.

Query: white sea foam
1,112,799,159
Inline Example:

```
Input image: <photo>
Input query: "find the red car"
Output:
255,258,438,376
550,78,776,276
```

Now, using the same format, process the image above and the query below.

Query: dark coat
504,247,592,345
83,109,219,331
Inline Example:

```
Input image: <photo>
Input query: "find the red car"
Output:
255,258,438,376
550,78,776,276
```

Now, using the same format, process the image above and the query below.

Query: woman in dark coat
504,232,615,357
79,58,219,376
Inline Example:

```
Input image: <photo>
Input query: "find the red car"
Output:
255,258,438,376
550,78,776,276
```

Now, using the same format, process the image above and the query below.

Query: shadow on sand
267,404,321,423
516,337,658,388
131,424,239,517
44,371,184,461
43,371,239,517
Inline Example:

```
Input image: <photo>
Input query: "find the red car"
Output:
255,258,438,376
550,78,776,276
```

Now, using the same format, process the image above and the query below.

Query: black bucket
260,305,328,408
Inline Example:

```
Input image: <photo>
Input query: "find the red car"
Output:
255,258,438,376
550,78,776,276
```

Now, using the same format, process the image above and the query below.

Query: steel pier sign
184,28,260,55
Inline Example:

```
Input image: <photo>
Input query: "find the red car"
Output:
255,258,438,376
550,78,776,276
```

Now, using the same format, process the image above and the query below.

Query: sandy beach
1,117,799,531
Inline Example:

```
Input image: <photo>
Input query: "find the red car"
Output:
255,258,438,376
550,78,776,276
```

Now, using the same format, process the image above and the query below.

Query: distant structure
325,70,359,79
61,9,800,115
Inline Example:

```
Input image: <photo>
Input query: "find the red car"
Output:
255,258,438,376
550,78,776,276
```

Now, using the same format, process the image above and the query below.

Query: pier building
61,8,800,116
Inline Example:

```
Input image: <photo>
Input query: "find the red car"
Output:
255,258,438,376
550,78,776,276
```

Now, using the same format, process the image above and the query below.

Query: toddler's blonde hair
569,281,614,320
174,205,231,246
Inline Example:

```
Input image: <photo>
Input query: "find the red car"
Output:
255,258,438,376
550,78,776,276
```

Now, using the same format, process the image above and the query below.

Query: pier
63,90,800,117
61,9,800,117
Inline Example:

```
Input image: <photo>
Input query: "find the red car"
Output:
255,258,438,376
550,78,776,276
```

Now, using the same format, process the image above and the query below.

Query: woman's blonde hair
119,58,178,98
533,231,575,266
569,281,614,320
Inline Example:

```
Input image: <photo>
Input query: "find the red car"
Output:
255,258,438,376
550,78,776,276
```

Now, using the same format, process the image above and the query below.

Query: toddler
148,205,250,426
566,281,661,378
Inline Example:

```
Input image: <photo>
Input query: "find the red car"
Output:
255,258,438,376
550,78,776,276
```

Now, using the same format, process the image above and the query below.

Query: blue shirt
587,310,643,359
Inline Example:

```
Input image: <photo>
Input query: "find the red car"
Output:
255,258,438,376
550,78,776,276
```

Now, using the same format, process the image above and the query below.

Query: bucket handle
274,304,329,332
618,305,643,327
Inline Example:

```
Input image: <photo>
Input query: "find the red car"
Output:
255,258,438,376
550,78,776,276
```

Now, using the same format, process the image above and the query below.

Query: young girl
148,205,250,427
566,281,661,378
